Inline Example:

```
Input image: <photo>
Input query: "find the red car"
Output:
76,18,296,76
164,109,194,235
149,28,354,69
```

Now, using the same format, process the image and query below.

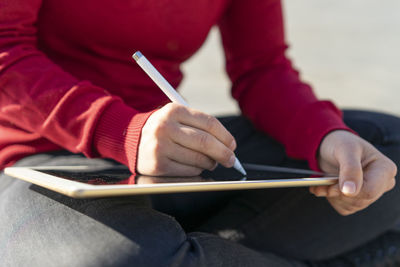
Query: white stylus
133,51,247,176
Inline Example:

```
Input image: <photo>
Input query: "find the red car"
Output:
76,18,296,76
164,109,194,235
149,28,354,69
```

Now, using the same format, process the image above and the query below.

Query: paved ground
179,0,400,116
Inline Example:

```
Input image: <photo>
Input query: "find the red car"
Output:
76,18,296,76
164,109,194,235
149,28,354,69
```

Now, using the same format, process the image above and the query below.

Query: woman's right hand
136,103,237,176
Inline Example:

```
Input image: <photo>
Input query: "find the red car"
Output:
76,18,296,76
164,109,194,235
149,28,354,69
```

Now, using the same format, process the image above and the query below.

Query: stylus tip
234,157,247,176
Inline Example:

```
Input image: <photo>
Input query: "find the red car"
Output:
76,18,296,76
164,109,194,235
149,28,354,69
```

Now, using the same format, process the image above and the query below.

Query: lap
0,153,300,267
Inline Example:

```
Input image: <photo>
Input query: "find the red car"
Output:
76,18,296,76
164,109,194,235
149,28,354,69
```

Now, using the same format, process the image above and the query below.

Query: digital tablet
4,164,338,198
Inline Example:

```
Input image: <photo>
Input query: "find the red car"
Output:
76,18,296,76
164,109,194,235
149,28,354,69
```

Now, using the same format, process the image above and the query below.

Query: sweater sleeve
218,0,352,170
0,0,152,172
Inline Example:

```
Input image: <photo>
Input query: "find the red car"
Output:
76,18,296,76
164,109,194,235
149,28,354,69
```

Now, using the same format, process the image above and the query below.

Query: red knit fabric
0,0,351,172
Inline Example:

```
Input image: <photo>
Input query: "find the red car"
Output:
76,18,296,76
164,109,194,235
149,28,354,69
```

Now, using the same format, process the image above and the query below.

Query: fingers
169,104,236,150
327,155,397,215
313,130,398,216
310,184,341,198
309,185,328,197
326,158,397,216
136,104,238,176
171,124,235,168
165,141,217,171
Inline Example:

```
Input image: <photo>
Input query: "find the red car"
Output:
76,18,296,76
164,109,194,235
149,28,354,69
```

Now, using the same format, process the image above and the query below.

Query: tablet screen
36,164,328,186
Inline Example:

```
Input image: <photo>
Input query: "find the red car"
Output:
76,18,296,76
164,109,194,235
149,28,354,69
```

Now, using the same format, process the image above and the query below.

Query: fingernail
342,181,356,195
229,155,235,167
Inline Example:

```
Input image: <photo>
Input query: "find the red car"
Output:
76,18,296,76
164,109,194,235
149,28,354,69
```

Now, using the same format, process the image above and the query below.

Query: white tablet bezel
4,166,338,198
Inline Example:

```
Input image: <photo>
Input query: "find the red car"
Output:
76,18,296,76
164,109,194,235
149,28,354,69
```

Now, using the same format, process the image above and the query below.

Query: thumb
338,154,363,196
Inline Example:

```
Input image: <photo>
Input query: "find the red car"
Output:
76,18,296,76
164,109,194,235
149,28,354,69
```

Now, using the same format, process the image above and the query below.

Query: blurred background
179,0,400,116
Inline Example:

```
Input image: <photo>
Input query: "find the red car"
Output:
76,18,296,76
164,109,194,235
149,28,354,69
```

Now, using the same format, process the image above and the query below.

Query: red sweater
0,0,350,172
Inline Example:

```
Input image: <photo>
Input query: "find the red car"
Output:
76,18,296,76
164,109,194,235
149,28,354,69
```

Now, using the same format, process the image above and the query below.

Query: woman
1,0,399,266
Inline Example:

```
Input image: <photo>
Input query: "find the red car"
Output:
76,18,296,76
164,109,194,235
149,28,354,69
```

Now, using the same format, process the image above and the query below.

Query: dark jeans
1,110,400,266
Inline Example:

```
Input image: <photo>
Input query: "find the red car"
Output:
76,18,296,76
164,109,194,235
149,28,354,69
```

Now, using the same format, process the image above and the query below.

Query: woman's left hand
310,130,397,215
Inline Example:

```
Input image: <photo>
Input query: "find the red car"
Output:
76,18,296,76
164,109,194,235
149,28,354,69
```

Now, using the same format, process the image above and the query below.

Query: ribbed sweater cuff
93,102,155,173
285,101,356,171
